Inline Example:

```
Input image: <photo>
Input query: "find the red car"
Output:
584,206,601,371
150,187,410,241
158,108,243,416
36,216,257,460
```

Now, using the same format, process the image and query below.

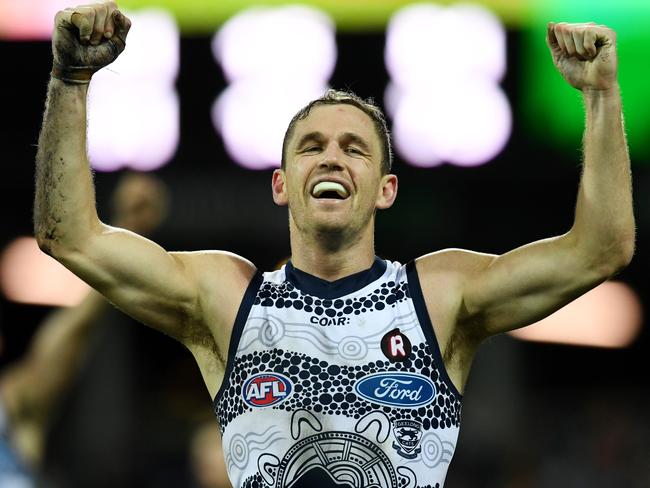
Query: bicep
461,233,609,336
57,223,199,339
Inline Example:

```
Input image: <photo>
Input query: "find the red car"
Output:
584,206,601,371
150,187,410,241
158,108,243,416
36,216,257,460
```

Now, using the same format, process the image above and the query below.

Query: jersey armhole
213,270,264,407
405,260,463,401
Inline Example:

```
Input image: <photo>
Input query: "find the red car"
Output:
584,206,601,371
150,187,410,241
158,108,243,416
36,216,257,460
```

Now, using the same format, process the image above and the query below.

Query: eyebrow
340,132,371,153
294,131,372,153
295,132,326,151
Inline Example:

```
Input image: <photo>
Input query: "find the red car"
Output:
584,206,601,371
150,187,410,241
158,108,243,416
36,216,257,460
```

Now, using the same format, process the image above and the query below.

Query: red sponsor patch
381,328,412,362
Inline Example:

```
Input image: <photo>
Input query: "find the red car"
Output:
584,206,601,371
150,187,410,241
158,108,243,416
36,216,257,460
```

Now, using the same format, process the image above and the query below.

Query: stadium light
0,237,90,307
385,3,511,168
87,9,180,172
212,6,336,170
509,281,643,348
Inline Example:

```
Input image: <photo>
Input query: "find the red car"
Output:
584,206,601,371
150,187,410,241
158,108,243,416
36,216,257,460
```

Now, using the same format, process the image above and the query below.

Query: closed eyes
298,144,366,157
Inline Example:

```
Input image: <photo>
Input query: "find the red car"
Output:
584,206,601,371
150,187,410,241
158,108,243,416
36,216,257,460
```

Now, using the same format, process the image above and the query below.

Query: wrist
50,64,102,85
582,83,621,101
582,84,622,116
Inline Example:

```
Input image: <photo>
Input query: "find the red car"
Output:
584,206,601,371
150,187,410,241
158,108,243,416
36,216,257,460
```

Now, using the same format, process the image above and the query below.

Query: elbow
34,216,100,260
34,225,81,262
35,231,65,260
33,211,65,258
570,224,635,278
613,236,635,271
595,236,635,278
34,225,58,257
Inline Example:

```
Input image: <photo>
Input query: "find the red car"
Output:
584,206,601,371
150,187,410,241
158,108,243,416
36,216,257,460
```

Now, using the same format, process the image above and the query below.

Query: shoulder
410,250,497,387
169,251,259,359
171,249,258,321
412,248,496,292
170,250,257,285
410,249,496,336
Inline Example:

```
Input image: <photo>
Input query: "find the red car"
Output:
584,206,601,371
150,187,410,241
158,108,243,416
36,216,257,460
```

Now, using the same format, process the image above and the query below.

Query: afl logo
242,373,293,408
355,372,436,408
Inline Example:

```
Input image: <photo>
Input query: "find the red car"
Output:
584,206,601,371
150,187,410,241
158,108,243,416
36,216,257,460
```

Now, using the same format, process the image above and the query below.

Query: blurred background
0,0,649,486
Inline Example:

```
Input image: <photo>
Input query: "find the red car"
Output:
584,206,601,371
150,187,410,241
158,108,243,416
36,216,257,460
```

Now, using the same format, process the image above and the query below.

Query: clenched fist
546,22,618,92
52,1,132,84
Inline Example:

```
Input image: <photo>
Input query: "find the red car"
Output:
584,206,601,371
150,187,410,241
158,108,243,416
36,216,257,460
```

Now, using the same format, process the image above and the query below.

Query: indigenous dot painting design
216,344,460,432
254,280,411,317
238,469,442,488
240,478,441,488
235,408,445,488
216,260,461,488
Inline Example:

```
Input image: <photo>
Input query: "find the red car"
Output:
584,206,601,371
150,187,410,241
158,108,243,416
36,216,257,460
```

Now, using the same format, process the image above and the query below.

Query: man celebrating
34,2,634,487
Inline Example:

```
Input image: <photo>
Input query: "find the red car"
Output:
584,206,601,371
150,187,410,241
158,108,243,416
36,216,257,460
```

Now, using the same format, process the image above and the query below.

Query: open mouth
311,181,350,200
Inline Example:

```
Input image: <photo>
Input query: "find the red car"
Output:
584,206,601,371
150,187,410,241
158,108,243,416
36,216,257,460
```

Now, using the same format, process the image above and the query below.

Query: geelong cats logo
392,420,423,459
242,373,293,408
354,372,436,408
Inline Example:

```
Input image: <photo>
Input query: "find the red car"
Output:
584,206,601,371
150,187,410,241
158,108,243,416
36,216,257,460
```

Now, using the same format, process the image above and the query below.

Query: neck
289,219,376,281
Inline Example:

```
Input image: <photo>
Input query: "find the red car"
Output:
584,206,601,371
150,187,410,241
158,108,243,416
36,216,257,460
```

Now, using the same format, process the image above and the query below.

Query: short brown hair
281,89,393,174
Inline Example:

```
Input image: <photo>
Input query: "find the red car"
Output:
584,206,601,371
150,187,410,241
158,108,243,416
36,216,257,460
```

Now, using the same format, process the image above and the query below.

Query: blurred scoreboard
91,0,529,31
1,0,648,168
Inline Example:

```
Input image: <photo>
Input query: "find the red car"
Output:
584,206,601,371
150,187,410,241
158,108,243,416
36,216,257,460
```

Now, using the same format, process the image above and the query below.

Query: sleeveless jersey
214,258,462,488
0,399,34,488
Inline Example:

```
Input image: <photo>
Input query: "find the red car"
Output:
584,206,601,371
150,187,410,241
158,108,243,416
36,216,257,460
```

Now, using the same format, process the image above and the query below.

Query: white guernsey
215,259,461,488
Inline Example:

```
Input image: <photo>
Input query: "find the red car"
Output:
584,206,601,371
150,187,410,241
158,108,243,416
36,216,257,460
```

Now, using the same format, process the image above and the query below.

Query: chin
290,205,373,242
312,216,349,235
314,213,373,241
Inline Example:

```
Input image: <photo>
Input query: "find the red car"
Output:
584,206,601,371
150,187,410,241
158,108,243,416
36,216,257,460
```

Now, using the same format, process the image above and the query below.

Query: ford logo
354,372,436,408
242,372,293,408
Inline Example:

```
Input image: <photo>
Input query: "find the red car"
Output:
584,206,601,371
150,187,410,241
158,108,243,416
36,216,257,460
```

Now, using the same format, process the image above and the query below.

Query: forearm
24,291,109,406
34,78,100,256
571,86,635,268
0,291,110,434
30,290,108,368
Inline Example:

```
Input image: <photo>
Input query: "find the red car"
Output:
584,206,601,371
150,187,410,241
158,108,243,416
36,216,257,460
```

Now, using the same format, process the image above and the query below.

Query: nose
319,142,344,170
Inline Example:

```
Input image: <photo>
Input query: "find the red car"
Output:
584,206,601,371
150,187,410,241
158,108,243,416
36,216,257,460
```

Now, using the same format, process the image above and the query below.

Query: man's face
273,104,396,239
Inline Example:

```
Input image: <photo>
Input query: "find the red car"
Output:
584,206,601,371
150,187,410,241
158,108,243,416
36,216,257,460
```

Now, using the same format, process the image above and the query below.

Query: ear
272,169,288,206
376,173,398,210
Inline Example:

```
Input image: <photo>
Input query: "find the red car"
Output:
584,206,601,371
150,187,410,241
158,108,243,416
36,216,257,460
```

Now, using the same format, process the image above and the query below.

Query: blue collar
285,257,387,299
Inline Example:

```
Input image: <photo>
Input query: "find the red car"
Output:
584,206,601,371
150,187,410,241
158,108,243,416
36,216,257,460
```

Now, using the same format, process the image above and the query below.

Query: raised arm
417,22,634,363
457,22,634,337
34,3,203,341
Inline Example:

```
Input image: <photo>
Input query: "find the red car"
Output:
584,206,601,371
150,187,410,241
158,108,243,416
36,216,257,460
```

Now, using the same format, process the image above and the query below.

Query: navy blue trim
285,257,387,299
213,269,264,407
405,260,463,401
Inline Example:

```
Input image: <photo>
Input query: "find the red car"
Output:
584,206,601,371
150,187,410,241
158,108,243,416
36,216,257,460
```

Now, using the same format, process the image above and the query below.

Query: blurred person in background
34,2,633,487
190,420,232,488
1,172,166,486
